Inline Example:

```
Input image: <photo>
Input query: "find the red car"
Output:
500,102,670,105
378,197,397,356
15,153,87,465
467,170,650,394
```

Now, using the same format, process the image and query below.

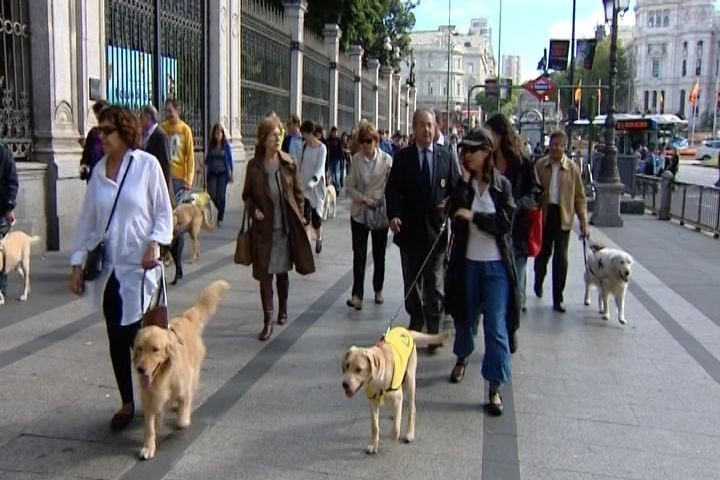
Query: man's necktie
421,148,431,195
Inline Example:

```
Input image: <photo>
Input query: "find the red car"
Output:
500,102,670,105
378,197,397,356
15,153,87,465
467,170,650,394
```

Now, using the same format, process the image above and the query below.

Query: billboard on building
106,45,177,108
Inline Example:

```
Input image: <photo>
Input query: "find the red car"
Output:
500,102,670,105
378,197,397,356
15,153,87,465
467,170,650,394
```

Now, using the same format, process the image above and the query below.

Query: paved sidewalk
0,200,719,479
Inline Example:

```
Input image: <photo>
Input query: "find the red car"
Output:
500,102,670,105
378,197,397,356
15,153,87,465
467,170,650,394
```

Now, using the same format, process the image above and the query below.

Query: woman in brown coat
242,116,315,341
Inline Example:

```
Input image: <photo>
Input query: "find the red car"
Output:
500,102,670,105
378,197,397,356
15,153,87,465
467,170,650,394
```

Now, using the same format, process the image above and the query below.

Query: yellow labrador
133,279,229,460
0,231,42,305
341,326,450,454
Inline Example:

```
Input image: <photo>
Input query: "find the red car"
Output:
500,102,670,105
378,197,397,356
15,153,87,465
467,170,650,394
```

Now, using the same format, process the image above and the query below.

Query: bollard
658,170,674,220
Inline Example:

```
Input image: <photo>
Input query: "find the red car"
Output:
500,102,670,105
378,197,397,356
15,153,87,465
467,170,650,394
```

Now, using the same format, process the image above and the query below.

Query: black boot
258,278,274,341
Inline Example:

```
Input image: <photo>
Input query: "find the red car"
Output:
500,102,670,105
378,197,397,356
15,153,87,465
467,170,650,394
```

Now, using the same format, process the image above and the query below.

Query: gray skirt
268,228,292,275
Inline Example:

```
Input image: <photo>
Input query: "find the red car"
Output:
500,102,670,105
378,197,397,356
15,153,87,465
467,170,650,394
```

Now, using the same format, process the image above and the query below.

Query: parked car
696,139,720,167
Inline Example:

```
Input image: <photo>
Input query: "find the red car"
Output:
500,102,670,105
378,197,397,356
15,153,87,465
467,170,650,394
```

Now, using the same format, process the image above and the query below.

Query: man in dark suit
386,109,460,336
140,105,174,206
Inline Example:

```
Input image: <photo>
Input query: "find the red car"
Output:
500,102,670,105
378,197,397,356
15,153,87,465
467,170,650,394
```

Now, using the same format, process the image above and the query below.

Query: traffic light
499,78,513,100
484,79,497,97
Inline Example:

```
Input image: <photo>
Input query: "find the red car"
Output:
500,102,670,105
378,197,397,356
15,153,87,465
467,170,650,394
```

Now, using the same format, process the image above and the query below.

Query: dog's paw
584,299,590,306
618,317,627,325
139,445,156,460
176,418,190,429
365,444,379,455
18,294,27,302
389,428,400,441
403,433,415,444
601,312,610,320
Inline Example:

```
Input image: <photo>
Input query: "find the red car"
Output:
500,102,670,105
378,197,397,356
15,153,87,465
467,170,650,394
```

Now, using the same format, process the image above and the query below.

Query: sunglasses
359,138,374,145
98,126,117,136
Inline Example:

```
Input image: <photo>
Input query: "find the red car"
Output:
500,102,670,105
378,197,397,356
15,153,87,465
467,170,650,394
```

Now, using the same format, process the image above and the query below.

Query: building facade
502,54,521,86
4,0,411,250
628,0,719,124
405,19,496,120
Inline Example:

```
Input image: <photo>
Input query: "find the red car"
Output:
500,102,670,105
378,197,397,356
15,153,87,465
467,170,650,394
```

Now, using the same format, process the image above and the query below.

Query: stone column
403,85,410,135
367,57,380,126
380,66,394,133
349,44,364,125
29,0,84,250
284,0,308,118
410,86,417,115
209,0,245,209
393,73,402,136
323,23,341,129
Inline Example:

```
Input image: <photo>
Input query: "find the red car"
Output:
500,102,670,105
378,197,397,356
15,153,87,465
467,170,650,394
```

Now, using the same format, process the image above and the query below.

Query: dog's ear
165,332,179,360
341,347,357,372
590,242,606,253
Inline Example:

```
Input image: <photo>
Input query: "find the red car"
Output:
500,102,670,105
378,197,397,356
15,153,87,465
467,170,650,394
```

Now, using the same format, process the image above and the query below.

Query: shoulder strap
104,155,134,234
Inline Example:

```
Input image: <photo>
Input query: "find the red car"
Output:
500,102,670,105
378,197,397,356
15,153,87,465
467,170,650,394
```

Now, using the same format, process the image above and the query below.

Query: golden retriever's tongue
141,374,151,389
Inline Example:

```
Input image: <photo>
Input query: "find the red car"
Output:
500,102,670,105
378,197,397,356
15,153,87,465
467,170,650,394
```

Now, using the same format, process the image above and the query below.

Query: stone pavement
1,199,720,479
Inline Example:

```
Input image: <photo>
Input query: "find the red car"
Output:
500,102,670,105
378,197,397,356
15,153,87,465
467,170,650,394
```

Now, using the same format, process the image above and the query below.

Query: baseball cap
458,126,495,150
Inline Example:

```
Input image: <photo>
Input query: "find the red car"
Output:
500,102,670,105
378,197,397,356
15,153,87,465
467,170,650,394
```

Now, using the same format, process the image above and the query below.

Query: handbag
141,265,169,329
234,208,253,265
363,200,389,231
82,157,134,281
526,208,543,257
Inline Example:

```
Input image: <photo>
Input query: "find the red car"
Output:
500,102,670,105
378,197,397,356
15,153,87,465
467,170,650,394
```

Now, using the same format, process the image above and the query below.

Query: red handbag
526,208,543,257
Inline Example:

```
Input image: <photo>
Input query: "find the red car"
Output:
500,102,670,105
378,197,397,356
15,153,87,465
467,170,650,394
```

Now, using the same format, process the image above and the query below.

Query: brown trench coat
242,151,315,281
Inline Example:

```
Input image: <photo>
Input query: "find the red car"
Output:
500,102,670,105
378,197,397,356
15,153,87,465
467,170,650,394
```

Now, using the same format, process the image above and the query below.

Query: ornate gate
105,0,206,149
0,0,32,160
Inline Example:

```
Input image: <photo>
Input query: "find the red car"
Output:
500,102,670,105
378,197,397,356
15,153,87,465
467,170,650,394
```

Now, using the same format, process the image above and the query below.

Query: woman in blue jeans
445,126,519,416
205,123,233,226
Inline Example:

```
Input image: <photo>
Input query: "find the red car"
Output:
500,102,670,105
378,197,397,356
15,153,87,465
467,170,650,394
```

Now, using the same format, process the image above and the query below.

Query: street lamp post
446,0,452,134
591,0,629,227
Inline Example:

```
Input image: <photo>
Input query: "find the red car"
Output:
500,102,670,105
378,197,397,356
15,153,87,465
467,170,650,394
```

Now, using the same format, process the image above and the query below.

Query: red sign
523,74,558,101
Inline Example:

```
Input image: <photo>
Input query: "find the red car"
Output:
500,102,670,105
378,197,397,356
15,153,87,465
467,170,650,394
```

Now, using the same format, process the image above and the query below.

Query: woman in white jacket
298,120,327,254
69,105,173,431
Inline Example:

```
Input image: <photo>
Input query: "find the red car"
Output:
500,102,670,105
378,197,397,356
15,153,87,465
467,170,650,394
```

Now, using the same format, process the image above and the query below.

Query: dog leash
582,236,588,269
384,215,449,337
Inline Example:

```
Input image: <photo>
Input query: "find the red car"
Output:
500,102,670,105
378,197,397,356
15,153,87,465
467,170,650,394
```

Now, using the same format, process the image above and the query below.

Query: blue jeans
453,259,511,386
515,253,527,309
206,171,228,222
329,157,344,188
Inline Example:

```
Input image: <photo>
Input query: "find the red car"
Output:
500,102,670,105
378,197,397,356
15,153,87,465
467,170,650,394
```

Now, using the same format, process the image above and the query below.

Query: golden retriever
341,327,450,454
173,203,215,264
0,231,42,305
133,279,229,460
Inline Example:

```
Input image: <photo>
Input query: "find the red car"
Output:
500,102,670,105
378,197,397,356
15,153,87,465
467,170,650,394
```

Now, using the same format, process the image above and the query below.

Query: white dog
324,183,337,219
583,244,634,325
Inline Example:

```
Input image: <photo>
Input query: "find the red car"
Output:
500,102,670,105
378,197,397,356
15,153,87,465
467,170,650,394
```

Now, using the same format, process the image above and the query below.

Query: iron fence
302,50,329,127
338,66,355,133
105,0,206,150
1,0,32,160
361,77,373,122
241,0,290,142
634,174,720,238
377,81,388,131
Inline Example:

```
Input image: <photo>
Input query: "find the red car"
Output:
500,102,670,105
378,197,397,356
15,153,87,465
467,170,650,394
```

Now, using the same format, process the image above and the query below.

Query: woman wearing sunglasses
69,105,173,430
345,122,392,310
444,126,519,416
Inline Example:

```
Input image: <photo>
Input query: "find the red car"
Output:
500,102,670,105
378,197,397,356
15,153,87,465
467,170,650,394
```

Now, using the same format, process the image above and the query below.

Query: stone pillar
209,0,245,209
410,87,417,115
393,73,402,136
403,85,410,135
349,44,364,125
284,0,308,118
323,23,341,129
380,66,394,133
29,0,84,250
367,57,380,126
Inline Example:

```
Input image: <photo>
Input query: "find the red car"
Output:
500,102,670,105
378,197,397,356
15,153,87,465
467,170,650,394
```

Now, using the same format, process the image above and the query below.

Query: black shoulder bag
83,157,134,281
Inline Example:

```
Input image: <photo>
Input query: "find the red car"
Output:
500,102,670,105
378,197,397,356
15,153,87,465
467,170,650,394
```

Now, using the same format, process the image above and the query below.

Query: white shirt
466,180,502,262
416,144,434,184
71,149,174,326
549,161,561,205
300,142,327,215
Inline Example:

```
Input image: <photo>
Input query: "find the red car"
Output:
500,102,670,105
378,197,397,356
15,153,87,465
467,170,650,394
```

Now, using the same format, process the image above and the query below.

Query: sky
411,0,669,82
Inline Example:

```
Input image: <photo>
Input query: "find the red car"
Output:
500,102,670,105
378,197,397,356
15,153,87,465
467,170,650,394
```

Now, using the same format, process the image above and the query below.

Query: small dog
584,243,634,325
0,231,42,305
324,183,337,219
341,327,450,454
163,203,216,285
133,279,230,460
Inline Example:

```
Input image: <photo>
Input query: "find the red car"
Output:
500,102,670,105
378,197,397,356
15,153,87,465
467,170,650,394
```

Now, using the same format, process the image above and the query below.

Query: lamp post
591,0,629,227
496,0,503,111
446,0,452,134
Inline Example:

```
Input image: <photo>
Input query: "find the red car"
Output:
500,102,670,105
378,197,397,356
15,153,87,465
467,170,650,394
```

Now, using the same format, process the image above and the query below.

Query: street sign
523,74,558,101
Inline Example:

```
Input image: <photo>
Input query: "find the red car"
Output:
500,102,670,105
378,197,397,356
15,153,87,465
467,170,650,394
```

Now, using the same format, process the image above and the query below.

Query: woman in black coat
444,126,519,416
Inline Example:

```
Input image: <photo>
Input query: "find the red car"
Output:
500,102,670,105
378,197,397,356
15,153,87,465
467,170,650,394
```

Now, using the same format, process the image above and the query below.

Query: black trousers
533,204,571,305
103,272,141,406
400,236,446,334
350,218,388,299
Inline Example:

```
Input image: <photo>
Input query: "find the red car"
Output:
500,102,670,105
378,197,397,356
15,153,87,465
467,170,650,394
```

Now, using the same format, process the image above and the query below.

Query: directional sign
523,74,558,101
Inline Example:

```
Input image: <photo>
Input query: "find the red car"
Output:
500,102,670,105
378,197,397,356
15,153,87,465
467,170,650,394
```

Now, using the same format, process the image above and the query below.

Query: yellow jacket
365,327,414,403
162,119,195,186
535,154,588,231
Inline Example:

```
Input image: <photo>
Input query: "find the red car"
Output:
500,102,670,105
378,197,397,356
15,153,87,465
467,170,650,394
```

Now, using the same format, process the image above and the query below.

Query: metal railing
634,174,720,238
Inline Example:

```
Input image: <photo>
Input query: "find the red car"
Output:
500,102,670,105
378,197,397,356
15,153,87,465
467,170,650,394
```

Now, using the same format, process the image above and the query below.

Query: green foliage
474,90,520,118
549,37,630,119
266,0,416,68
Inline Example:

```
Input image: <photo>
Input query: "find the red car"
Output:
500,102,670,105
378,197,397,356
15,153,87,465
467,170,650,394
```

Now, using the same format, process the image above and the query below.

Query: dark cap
458,126,495,150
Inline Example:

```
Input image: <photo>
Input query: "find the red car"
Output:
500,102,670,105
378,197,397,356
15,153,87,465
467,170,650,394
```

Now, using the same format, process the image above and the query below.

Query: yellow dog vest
365,327,415,404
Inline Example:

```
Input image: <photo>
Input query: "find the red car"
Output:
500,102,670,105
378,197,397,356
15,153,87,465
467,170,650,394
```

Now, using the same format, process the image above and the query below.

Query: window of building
652,59,660,78
652,91,657,110
428,81,434,95
648,10,655,27
468,62,474,73
655,11,662,27
663,10,669,26
682,60,687,77
644,91,649,111
456,81,462,95
442,85,447,96
683,41,688,57
456,58,461,69
679,90,686,116
428,60,433,68
660,89,665,113
697,40,704,75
